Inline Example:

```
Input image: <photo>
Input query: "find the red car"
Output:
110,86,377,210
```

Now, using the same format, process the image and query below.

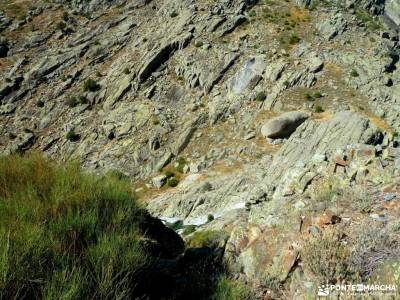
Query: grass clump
83,78,101,92
167,177,179,187
212,276,254,300
66,130,80,142
207,214,215,223
175,157,187,173
350,69,359,77
301,228,356,284
0,153,152,299
187,230,227,249
255,91,267,102
314,105,324,113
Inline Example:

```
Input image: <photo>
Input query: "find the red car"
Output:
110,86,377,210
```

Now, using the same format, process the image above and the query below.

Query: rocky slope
1,0,400,298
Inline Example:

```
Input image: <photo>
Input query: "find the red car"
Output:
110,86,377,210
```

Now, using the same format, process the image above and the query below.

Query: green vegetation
350,69,359,77
0,154,255,299
355,9,383,31
212,277,254,300
83,78,101,92
187,230,227,249
56,21,67,31
288,34,301,45
164,170,175,178
183,225,197,235
0,154,150,299
255,91,267,102
194,40,204,48
305,91,322,101
66,130,80,142
301,228,356,284
175,156,187,173
207,214,215,223
66,96,79,108
36,100,44,108
167,177,179,187
314,105,324,113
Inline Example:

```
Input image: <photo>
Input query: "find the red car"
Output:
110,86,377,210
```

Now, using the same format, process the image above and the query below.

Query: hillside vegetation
0,153,155,299
0,153,253,299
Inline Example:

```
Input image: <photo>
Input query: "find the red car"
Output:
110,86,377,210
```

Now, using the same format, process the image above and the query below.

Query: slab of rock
264,111,383,196
261,111,309,139
228,56,266,94
152,174,168,188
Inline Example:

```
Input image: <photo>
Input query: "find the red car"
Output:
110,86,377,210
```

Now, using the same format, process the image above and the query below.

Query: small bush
66,130,80,142
170,11,178,18
66,96,78,108
194,40,204,47
207,214,215,223
255,91,267,102
305,92,314,101
165,170,175,178
314,91,322,98
187,230,227,249
0,153,150,299
314,105,324,113
167,220,184,231
123,68,131,75
288,34,301,45
175,157,187,173
79,95,89,104
167,177,179,187
350,69,359,77
183,225,197,235
36,100,44,107
56,21,66,31
83,78,101,92
212,277,254,300
301,228,356,284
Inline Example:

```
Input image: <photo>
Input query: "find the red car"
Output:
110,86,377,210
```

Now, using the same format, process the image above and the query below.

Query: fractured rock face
228,56,266,95
385,0,400,26
265,111,383,197
261,111,309,139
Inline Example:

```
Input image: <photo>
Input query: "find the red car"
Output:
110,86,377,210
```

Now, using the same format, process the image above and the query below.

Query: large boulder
261,111,309,139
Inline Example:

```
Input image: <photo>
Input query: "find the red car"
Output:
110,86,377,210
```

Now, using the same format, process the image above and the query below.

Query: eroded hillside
1,0,400,298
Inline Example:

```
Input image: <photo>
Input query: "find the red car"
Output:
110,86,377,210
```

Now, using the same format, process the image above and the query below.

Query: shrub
212,277,254,300
79,95,89,104
167,177,179,187
187,230,227,249
183,225,197,235
0,153,150,299
207,214,215,223
301,228,356,284
288,34,301,45
314,105,324,113
83,78,101,92
350,69,359,77
123,68,131,75
36,100,44,107
314,91,322,98
305,92,314,101
66,96,79,108
66,130,80,142
56,21,66,31
255,91,267,102
165,170,175,178
175,157,187,173
194,40,204,48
